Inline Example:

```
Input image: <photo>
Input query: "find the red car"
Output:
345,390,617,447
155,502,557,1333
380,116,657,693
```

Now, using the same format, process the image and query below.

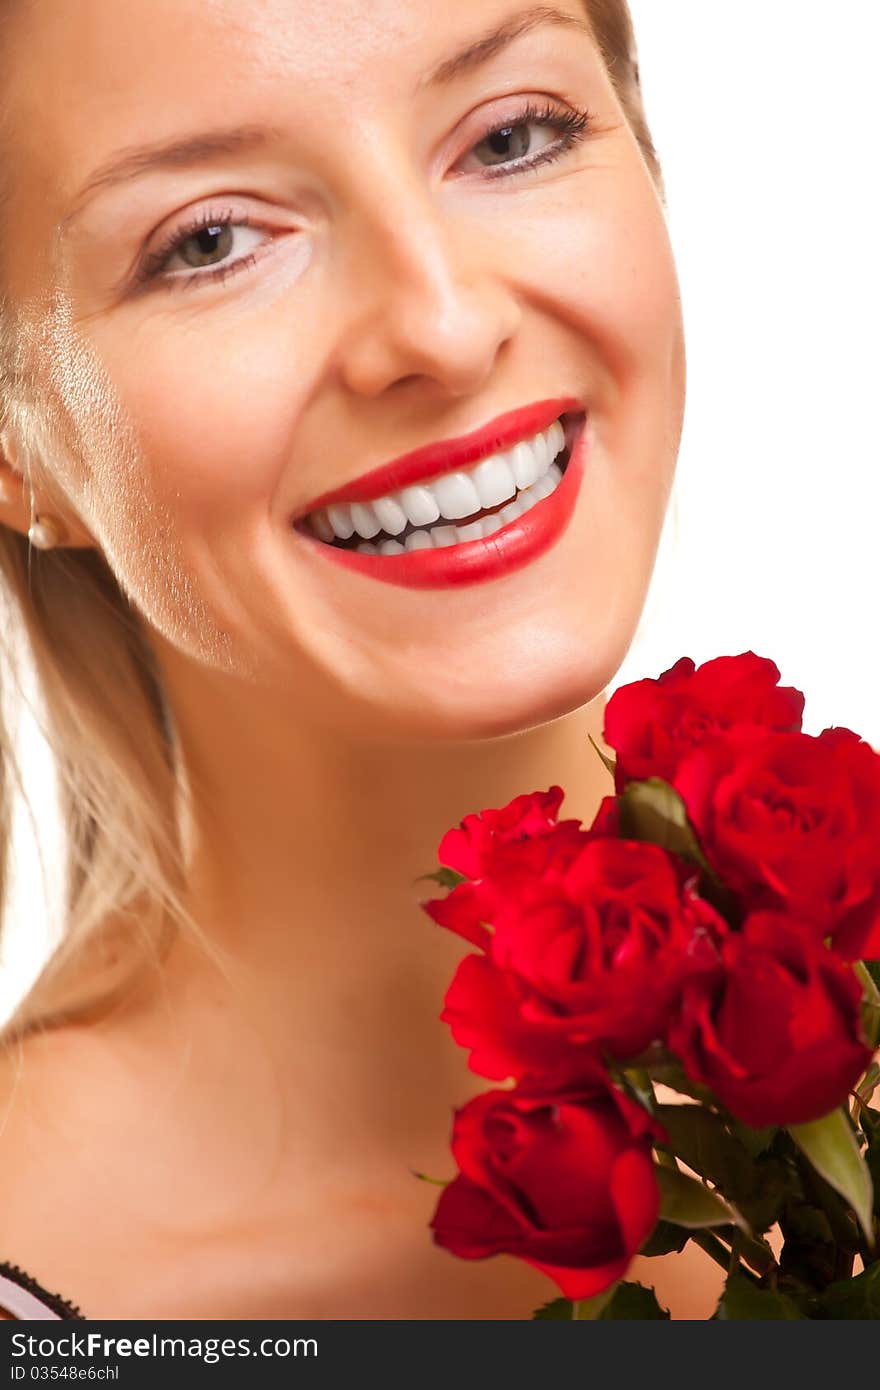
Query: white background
2,1,878,1017
615,0,879,735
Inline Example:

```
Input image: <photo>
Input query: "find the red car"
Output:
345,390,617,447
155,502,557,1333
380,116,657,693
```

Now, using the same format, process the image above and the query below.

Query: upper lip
293,396,582,520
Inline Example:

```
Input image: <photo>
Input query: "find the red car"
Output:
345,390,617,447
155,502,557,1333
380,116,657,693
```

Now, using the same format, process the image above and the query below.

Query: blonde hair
0,0,666,1047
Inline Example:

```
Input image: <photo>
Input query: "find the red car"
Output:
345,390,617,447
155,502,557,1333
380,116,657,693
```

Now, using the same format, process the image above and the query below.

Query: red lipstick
294,405,589,591
294,397,580,516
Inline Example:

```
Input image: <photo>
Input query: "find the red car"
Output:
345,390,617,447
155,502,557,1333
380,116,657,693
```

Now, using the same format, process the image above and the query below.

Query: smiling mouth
296,411,584,555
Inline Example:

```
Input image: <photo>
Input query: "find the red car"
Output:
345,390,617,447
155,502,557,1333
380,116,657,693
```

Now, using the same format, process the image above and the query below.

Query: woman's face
2,0,685,740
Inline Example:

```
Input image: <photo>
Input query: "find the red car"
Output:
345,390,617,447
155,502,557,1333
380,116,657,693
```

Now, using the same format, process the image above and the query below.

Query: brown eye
456,101,593,179
472,120,547,168
176,222,235,268
138,210,269,289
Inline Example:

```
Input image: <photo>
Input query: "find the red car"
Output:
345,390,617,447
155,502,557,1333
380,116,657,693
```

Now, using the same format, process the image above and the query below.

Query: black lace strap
0,1260,87,1320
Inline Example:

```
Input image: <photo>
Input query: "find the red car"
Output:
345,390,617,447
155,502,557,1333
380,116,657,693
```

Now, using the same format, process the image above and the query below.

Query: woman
0,0,694,1318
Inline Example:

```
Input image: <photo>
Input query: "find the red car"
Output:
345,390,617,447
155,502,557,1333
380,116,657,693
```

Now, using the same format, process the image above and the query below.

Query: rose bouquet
415,653,880,1320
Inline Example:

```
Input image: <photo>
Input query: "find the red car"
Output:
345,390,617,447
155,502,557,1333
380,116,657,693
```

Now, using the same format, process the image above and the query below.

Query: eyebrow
61,5,591,223
421,5,592,88
60,124,286,226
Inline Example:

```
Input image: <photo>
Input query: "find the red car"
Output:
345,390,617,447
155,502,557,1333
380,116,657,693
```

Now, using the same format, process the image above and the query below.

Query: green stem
736,1231,778,1278
572,1284,617,1319
855,961,880,1004
854,1061,880,1110
691,1230,733,1273
855,962,880,1048
692,1231,760,1284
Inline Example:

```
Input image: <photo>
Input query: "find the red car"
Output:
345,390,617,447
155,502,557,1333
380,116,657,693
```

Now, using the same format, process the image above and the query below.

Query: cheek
111,330,305,527
512,174,685,553
512,169,684,424
36,298,255,667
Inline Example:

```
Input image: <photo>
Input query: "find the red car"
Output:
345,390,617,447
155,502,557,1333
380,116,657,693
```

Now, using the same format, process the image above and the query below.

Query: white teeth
530,472,555,502
498,496,525,526
480,513,505,537
350,500,382,539
404,529,434,551
542,419,561,464
311,509,337,543
313,415,573,545
454,519,484,544
469,453,517,510
507,439,543,491
372,495,408,535
396,484,441,528
351,459,568,556
431,471,482,521
327,502,355,540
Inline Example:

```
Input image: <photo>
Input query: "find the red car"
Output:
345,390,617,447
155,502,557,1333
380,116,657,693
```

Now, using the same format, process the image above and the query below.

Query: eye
133,99,595,294
135,206,271,289
456,99,593,179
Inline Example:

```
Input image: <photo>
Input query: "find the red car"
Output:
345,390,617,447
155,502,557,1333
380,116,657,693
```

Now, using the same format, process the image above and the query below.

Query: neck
117,657,612,1164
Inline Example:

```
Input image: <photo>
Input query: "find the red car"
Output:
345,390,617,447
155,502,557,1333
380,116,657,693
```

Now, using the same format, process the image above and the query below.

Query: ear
0,442,98,550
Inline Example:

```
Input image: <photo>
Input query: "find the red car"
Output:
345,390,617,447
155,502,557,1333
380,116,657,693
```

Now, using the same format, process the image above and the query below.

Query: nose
335,185,521,400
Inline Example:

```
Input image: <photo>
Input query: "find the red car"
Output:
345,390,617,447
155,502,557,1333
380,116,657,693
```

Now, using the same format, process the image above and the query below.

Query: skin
0,0,692,1317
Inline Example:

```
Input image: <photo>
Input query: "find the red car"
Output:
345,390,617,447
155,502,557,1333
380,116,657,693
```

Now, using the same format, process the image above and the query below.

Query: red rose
673,727,880,959
422,816,591,953
439,838,724,1083
587,793,622,838
668,912,874,1127
603,652,804,794
430,1077,663,1300
434,786,574,880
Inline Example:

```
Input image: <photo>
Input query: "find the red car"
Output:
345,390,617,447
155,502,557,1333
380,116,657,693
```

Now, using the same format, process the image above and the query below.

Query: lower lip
295,417,589,590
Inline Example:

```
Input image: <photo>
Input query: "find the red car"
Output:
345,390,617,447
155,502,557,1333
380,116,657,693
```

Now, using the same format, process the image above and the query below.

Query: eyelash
135,99,594,293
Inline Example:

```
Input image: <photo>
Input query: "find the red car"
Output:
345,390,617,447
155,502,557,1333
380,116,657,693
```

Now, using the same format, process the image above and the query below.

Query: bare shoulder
0,1021,195,1317
0,1026,116,1311
0,1032,71,1312
0,1016,297,1318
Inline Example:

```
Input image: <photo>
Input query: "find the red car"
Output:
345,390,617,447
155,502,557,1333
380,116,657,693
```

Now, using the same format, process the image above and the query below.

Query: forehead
1,0,594,289
5,0,419,170
7,0,590,150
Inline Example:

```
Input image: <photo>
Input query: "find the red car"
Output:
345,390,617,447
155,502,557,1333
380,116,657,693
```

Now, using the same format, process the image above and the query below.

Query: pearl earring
27,514,65,550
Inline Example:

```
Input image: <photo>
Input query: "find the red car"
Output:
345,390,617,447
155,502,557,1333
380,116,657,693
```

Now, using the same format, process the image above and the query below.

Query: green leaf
715,1273,805,1321
531,1295,576,1320
856,960,880,1005
855,962,880,1048
639,1219,691,1257
573,1284,618,1319
409,1168,451,1186
855,1062,880,1112
594,1282,670,1320
656,1165,744,1230
412,866,468,891
655,1104,755,1203
643,1056,719,1108
815,1262,880,1319
657,1106,790,1232
730,1120,778,1159
617,778,713,869
588,732,617,778
863,1121,880,1217
789,1108,875,1245
620,1066,656,1114
733,1161,792,1236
